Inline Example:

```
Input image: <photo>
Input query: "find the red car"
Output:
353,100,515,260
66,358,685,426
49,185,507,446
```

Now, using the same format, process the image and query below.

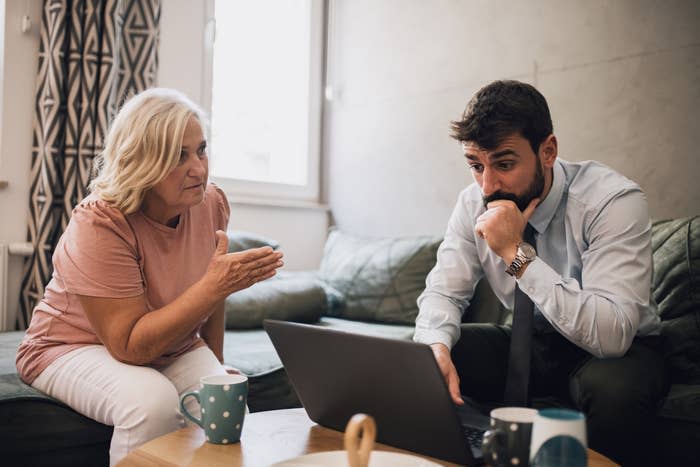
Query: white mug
529,408,587,467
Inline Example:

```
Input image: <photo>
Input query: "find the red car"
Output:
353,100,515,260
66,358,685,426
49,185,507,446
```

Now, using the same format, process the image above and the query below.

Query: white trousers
32,344,227,466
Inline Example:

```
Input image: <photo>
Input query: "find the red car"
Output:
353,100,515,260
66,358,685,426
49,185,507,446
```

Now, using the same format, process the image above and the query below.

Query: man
414,80,667,466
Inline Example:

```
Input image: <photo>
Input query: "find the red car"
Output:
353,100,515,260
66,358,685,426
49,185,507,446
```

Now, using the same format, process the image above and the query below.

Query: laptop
263,319,490,465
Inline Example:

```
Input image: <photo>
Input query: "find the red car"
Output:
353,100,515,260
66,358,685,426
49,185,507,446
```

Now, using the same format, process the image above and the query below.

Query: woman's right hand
204,230,284,300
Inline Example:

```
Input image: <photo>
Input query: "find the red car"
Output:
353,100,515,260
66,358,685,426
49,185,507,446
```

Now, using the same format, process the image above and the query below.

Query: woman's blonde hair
90,88,207,214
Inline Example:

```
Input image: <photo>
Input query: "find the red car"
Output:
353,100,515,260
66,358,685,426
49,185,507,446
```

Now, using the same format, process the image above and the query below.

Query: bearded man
414,80,667,467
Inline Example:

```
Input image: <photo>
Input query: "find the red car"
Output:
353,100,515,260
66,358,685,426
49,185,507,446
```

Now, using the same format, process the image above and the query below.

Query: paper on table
271,450,444,467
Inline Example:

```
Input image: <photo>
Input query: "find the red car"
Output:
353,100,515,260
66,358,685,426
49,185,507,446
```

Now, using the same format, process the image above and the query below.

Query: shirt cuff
413,328,456,349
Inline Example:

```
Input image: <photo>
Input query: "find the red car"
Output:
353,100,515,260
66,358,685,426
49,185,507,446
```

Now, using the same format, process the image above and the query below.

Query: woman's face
141,117,209,226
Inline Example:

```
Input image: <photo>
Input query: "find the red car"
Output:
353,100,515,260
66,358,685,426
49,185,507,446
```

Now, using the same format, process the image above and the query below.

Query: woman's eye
178,152,188,165
197,145,207,157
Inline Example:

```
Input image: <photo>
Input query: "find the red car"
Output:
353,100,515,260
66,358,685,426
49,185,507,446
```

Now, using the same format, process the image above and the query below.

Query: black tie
503,223,536,406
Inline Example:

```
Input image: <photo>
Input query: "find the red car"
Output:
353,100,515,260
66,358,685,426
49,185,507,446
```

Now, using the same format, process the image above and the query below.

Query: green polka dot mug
180,374,248,444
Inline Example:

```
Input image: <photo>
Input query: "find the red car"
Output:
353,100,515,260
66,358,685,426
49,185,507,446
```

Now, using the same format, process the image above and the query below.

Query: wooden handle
344,414,376,467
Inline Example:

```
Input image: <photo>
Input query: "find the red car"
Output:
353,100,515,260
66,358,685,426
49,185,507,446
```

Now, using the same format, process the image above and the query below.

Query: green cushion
0,374,112,465
223,328,282,376
651,217,699,320
227,230,280,253
319,229,441,324
0,331,23,375
657,384,700,423
651,216,700,383
224,275,326,330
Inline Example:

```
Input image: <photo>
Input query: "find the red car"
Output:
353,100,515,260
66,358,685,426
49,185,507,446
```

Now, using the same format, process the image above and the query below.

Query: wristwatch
505,242,537,277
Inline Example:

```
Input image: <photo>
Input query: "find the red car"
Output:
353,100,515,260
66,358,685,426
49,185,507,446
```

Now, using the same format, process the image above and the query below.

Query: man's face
462,133,545,212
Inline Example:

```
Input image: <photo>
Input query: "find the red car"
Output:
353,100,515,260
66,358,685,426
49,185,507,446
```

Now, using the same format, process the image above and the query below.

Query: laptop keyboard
463,426,485,449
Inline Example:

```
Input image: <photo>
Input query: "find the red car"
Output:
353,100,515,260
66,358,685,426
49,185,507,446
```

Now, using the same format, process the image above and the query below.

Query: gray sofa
0,218,698,466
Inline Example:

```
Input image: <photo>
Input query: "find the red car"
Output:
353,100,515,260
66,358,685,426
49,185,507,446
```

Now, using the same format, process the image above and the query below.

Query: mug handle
481,429,507,467
180,390,203,428
344,413,376,467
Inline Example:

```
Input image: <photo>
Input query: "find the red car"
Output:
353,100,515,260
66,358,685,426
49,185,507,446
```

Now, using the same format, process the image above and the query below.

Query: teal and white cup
481,407,538,467
530,408,587,467
180,374,248,444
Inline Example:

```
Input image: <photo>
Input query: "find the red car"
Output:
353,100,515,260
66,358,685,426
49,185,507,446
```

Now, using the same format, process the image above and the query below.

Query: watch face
519,242,537,260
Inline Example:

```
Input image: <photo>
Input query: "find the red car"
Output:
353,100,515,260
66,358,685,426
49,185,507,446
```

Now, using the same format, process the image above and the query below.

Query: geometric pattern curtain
19,0,160,328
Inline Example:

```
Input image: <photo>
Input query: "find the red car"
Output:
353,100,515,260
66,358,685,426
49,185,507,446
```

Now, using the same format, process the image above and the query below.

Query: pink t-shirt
16,183,230,384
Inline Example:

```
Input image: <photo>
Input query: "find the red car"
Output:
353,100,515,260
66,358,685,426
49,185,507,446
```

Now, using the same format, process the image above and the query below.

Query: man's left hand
475,198,538,263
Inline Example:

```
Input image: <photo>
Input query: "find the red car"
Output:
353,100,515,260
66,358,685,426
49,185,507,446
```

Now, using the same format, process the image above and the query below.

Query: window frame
201,0,325,204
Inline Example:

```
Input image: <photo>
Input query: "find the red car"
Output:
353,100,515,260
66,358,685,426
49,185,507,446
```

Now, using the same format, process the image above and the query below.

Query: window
204,0,325,202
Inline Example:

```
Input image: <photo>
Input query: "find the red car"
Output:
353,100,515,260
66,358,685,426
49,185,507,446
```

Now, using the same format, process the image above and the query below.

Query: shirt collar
528,159,565,234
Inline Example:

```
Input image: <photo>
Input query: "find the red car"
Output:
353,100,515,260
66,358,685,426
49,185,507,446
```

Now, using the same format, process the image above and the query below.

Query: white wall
0,0,42,330
324,0,700,237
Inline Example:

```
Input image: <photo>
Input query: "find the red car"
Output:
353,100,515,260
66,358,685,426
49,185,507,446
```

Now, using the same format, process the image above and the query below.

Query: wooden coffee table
118,408,619,466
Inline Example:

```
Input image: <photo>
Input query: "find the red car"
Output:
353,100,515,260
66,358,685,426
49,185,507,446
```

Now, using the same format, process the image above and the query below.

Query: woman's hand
203,230,284,300
223,364,242,375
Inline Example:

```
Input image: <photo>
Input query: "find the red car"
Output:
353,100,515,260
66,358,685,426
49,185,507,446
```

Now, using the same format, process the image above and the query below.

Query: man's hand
430,343,464,406
474,198,538,263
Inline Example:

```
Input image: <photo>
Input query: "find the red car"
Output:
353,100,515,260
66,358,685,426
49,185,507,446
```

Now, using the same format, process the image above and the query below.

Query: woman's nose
186,156,206,177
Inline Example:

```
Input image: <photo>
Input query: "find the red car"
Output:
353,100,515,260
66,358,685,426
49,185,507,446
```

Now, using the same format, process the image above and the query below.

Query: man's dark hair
450,80,553,154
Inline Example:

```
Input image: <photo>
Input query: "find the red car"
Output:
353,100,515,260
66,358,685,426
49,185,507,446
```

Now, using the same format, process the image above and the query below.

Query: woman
16,88,283,465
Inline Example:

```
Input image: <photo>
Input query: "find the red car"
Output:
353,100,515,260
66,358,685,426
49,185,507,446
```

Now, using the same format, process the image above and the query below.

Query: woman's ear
539,134,558,168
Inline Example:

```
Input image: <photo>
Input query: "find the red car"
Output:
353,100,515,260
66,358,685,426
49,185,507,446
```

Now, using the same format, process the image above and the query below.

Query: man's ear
539,134,558,169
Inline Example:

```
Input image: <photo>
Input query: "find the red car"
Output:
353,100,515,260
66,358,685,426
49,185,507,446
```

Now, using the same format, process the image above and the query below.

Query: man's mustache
483,191,520,206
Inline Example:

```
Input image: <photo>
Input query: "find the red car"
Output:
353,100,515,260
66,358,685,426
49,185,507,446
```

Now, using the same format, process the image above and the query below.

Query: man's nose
480,167,500,196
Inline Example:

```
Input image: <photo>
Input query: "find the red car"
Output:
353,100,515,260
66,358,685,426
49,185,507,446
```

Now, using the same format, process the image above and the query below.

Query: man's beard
482,159,545,211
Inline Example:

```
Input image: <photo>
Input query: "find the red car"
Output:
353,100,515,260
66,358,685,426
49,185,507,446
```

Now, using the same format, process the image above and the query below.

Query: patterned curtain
18,0,161,328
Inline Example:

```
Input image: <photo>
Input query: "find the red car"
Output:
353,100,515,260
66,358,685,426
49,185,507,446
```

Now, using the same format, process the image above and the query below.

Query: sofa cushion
651,216,700,383
227,230,280,253
0,331,23,375
223,328,282,377
652,217,699,320
319,229,441,324
224,274,327,330
0,374,112,466
656,384,700,423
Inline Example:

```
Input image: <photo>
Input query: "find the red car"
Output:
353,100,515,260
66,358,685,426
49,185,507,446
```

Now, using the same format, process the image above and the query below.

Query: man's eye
498,162,515,170
469,164,483,173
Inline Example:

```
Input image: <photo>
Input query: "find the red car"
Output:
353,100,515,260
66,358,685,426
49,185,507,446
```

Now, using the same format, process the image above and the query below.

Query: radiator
0,242,32,331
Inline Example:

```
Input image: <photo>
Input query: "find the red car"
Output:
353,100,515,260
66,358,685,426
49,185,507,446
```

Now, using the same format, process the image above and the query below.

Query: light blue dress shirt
414,159,660,358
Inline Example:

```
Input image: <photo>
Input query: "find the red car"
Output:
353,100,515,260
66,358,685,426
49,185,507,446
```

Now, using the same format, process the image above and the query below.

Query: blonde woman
16,88,283,465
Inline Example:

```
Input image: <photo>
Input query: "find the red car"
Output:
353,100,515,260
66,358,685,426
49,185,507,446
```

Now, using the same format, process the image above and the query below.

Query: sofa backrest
319,229,441,325
651,216,700,384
